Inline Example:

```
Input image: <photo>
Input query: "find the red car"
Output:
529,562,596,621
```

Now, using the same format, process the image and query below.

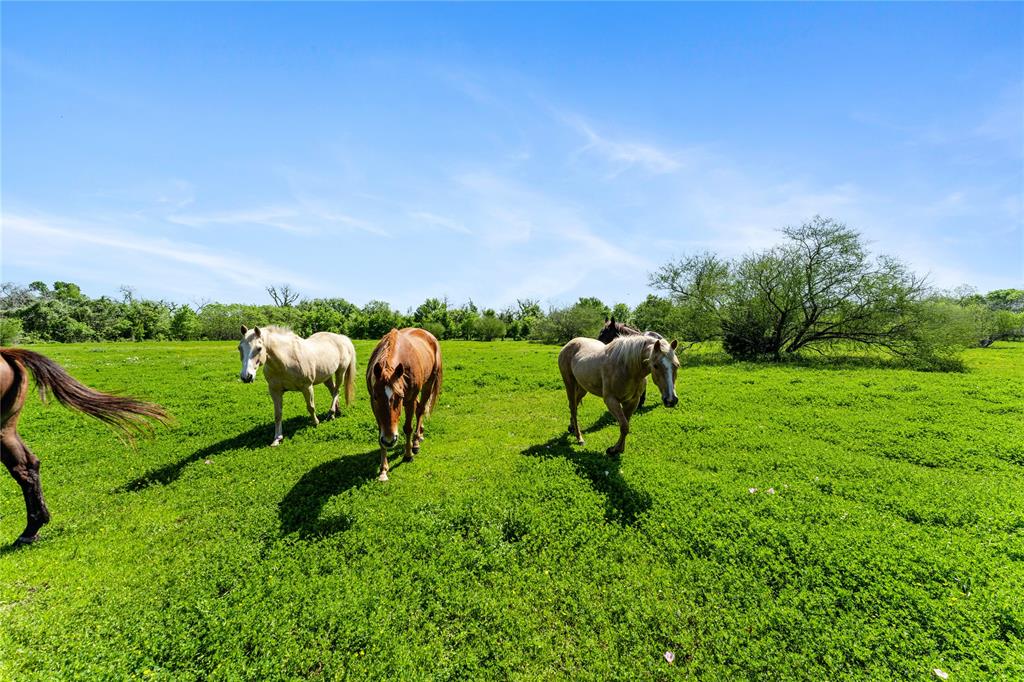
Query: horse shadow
120,416,310,492
581,404,657,435
278,449,380,538
521,423,652,528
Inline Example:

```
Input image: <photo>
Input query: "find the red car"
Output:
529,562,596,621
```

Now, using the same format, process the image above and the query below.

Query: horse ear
670,339,678,350
241,325,248,336
393,363,404,380
254,327,262,338
610,316,616,325
373,362,383,379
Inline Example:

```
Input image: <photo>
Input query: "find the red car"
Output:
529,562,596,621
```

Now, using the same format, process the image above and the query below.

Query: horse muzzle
379,434,398,448
241,374,255,384
663,396,678,408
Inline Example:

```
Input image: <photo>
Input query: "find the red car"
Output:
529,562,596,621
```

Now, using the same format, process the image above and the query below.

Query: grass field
1,340,1022,680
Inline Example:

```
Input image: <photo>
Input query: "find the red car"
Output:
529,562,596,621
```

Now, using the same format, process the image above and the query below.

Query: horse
597,316,665,409
366,328,443,482
558,334,679,456
1,348,168,544
238,325,357,446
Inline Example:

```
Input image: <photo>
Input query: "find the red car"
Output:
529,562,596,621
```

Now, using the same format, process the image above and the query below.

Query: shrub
473,315,506,341
0,316,23,345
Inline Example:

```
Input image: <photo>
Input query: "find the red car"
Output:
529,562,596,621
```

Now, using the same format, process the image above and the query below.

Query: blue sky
2,3,1021,310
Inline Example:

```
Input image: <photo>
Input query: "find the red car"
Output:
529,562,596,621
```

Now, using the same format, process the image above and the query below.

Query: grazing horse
0,348,168,544
238,326,357,446
366,328,443,482
597,317,665,409
558,335,679,456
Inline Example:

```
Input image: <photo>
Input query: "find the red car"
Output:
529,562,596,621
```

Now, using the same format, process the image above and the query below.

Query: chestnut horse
1,348,168,544
366,328,443,481
597,317,664,409
559,334,679,457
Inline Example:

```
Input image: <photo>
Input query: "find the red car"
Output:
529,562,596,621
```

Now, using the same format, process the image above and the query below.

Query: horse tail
425,343,443,417
0,348,169,439
344,348,356,406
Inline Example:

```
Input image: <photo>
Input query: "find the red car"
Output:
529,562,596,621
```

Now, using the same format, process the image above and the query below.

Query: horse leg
412,380,433,452
402,400,416,463
564,377,585,445
324,378,339,420
378,445,390,482
270,388,285,446
638,384,647,409
602,395,630,457
303,386,319,426
1,432,50,544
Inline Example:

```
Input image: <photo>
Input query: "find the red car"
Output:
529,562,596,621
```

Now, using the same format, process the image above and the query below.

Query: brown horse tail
425,344,443,417
1,348,169,439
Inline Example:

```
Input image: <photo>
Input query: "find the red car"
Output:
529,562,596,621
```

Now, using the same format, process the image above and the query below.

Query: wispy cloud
169,204,389,237
561,113,684,177
408,210,472,235
3,212,316,292
452,171,654,304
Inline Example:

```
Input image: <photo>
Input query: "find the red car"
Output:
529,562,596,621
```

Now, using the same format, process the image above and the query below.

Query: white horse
558,334,679,456
238,325,357,446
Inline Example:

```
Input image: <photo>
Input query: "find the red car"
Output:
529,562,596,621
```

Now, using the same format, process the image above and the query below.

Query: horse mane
376,328,401,378
261,325,296,338
605,335,654,371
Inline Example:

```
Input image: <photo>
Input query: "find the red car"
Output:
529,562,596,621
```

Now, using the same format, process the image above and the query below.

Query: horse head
598,316,627,345
648,338,680,407
238,325,268,383
370,361,406,448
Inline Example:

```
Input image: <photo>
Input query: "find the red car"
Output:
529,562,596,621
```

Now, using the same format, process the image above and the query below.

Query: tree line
2,217,1021,368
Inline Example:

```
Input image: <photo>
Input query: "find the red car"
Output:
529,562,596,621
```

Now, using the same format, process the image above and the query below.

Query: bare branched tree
190,297,212,314
267,284,301,307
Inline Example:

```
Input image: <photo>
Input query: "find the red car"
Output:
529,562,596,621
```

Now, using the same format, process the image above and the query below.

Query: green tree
651,217,935,361
473,313,506,341
531,300,606,345
170,305,202,340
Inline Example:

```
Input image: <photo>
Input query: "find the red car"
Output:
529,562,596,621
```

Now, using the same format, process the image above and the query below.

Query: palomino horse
238,326,357,446
366,328,443,481
558,334,679,456
597,316,665,408
0,348,168,544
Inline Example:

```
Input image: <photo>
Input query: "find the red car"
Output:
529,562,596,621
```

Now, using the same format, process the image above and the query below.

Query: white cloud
561,113,684,177
2,212,316,293
407,210,472,235
169,203,389,238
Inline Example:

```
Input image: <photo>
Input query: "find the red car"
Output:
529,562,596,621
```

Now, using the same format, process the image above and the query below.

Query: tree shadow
120,416,310,491
278,449,381,538
521,426,652,527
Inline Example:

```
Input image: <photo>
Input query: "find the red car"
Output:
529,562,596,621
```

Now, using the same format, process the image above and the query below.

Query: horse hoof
14,534,38,545
402,454,414,463
270,438,283,447
605,447,622,457
377,472,389,482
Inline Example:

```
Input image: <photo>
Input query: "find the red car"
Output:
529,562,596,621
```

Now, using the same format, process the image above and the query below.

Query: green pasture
1,340,1022,680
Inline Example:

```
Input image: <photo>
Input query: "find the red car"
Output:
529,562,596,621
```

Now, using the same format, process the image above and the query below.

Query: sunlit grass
1,340,1021,679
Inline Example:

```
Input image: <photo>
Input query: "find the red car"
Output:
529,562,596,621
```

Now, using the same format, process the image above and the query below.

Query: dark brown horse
1,348,168,544
366,328,443,482
597,317,665,408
